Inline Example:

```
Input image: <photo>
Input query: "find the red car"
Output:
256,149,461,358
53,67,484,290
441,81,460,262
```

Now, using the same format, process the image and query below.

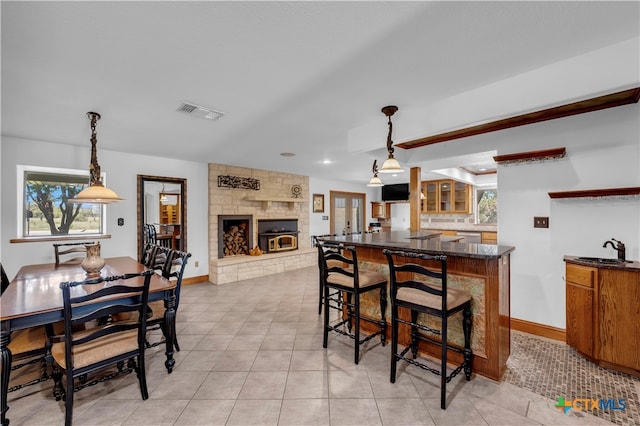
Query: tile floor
7,266,617,425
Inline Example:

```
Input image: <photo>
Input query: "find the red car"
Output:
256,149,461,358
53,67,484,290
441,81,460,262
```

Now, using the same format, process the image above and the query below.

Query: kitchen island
319,231,515,380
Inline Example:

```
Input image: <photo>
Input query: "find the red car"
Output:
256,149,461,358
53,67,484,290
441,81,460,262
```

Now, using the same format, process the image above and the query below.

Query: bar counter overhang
319,231,515,381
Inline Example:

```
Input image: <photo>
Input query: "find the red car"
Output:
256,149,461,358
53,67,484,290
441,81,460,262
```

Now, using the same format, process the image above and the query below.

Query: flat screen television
382,183,410,201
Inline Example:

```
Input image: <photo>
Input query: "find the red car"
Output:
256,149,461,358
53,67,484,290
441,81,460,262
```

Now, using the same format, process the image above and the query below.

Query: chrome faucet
603,238,626,261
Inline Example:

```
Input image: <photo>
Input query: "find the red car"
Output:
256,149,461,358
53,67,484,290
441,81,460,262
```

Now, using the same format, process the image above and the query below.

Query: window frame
475,187,498,225
16,165,110,241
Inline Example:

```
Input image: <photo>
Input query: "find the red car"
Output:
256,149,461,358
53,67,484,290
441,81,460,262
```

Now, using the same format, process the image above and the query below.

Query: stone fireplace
218,215,253,258
208,163,316,284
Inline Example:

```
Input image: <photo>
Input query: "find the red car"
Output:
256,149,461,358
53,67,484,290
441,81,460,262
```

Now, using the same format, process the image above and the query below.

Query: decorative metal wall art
217,175,260,190
291,184,302,198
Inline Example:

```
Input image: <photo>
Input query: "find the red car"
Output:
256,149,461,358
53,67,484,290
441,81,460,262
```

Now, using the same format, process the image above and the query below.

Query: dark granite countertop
564,255,640,271
319,231,515,259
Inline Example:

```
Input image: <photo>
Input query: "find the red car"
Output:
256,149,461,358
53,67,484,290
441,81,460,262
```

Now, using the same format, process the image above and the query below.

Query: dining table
0,256,178,426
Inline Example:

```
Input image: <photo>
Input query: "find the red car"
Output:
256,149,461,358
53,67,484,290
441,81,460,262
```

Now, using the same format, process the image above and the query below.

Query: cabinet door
566,282,594,357
453,181,469,213
424,182,438,212
598,269,640,370
439,181,452,212
371,202,382,218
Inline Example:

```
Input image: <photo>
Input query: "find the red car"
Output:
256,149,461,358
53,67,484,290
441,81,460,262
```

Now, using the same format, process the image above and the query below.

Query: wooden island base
321,232,514,381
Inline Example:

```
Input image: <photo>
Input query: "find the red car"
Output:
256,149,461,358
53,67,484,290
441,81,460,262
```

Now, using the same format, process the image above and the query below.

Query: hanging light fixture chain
87,112,103,187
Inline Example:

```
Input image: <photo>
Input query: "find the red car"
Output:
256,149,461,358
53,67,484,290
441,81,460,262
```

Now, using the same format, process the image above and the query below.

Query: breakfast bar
320,231,515,380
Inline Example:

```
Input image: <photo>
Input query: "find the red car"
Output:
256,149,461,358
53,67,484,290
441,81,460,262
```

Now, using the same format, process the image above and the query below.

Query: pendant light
379,105,404,173
160,184,169,202
367,159,384,187
69,112,123,204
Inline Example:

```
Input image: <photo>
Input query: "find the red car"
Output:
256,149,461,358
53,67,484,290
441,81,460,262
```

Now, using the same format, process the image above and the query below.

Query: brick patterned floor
504,331,639,425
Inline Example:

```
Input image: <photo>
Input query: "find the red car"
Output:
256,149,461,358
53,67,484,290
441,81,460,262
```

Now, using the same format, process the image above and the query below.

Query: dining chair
317,241,387,364
53,242,95,265
141,242,166,270
50,270,153,426
145,247,191,352
1,262,56,393
383,249,473,409
143,223,157,245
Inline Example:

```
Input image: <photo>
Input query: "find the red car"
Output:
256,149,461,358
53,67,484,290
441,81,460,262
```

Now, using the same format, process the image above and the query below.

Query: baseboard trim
183,275,209,285
511,317,566,342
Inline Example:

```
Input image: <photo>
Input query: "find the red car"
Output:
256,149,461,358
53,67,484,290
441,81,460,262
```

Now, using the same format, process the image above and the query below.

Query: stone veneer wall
208,163,316,284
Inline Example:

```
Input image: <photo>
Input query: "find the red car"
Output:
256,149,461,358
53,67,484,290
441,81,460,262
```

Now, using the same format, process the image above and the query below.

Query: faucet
603,238,626,261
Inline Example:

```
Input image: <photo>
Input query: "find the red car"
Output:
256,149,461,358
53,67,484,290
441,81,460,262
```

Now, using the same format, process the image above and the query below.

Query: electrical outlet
534,216,549,228
194,260,199,267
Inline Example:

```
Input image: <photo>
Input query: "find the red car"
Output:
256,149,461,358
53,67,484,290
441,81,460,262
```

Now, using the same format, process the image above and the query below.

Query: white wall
497,103,639,328
1,136,209,279
308,176,380,238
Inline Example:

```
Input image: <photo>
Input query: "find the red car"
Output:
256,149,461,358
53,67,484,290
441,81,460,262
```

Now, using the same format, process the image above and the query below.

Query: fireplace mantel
244,195,308,209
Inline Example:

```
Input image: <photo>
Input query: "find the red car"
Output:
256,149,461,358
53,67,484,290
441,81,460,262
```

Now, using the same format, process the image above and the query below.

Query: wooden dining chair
51,270,153,426
1,262,56,393
53,242,95,265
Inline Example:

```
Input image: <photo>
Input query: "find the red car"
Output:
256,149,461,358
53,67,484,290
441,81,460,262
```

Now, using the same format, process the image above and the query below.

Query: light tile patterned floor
7,266,623,425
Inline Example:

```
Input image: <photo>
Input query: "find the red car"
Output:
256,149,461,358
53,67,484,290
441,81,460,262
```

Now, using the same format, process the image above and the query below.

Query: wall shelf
244,195,307,209
548,187,640,199
493,147,566,165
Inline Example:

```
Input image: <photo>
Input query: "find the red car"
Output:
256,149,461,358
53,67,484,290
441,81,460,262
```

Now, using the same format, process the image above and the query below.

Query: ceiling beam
397,87,640,150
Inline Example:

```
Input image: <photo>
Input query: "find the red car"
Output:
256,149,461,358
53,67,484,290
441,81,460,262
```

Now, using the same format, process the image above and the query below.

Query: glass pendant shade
367,175,384,187
72,183,122,204
379,157,404,173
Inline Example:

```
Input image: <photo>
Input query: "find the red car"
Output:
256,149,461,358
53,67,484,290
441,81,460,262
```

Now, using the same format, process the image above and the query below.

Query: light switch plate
534,216,549,228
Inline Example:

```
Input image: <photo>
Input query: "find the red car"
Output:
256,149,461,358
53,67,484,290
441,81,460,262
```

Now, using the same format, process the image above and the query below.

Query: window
476,188,497,224
18,165,107,238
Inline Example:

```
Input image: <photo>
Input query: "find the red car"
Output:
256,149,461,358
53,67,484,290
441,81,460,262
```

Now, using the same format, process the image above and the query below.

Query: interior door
330,191,365,235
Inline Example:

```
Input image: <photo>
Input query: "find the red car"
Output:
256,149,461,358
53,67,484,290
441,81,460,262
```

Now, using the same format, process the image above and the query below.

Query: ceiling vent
177,102,225,121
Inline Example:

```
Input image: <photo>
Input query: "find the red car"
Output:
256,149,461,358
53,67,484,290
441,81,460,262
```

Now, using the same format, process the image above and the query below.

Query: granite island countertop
320,231,514,259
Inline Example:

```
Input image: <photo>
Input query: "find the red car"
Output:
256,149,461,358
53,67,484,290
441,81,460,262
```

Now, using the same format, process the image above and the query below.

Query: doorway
329,190,366,235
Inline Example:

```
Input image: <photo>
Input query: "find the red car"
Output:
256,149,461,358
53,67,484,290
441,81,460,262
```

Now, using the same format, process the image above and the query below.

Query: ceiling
2,1,638,186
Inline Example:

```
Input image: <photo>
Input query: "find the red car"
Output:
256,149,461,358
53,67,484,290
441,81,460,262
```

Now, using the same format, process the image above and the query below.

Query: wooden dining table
0,256,178,426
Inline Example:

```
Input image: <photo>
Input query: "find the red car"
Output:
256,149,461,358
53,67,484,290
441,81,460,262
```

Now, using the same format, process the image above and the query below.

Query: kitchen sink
576,257,626,264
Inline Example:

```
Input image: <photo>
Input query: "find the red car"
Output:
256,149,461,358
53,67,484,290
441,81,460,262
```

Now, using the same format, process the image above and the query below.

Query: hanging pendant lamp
367,159,384,187
379,105,404,173
69,112,123,204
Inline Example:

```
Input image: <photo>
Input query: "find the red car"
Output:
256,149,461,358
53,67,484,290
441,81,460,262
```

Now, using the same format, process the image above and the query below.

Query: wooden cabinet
566,263,596,358
421,180,471,214
565,260,640,375
598,269,640,373
371,202,390,219
481,232,498,244
159,193,181,225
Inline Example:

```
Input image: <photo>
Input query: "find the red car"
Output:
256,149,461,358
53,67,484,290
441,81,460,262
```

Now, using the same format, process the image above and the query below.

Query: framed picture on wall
313,193,324,213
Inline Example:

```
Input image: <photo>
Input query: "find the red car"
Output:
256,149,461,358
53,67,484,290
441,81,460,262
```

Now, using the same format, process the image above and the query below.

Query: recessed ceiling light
322,160,332,164
392,174,398,177
280,152,295,157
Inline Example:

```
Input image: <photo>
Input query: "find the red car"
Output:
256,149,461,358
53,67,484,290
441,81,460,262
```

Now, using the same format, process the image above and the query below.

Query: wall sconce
69,112,123,204
367,159,384,187
379,105,404,174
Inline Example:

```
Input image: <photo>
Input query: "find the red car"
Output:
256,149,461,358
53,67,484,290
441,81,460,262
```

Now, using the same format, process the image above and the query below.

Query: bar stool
312,234,342,315
383,249,473,409
317,241,387,364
